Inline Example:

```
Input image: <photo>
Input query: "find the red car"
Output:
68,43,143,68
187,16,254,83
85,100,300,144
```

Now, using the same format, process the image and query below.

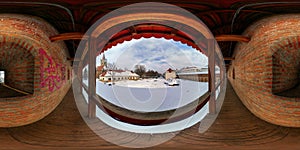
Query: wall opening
95,37,209,117
272,39,300,98
0,42,35,96
0,70,5,84
73,3,226,146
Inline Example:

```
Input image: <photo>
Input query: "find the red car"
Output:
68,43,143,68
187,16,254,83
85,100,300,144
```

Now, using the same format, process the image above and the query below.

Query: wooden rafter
49,32,88,42
215,35,250,42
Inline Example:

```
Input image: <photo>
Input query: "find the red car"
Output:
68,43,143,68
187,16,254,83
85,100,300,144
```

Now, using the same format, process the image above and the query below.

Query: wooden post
208,39,216,114
88,37,96,118
78,62,83,93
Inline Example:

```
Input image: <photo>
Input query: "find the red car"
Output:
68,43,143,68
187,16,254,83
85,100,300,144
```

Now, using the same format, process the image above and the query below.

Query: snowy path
96,79,208,112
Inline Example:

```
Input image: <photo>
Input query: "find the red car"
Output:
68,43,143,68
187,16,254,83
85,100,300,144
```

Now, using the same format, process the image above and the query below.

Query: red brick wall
228,14,300,127
0,14,71,127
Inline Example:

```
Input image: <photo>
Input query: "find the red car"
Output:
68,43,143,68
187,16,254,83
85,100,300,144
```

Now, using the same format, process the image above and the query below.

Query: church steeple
101,53,107,68
102,53,105,60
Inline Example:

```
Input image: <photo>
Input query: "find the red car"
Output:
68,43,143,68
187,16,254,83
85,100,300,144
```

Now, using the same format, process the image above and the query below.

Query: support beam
78,62,83,93
208,39,216,114
88,37,96,119
49,32,89,42
215,35,250,42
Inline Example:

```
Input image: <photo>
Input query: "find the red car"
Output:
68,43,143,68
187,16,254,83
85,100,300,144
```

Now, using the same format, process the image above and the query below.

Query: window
0,71,4,84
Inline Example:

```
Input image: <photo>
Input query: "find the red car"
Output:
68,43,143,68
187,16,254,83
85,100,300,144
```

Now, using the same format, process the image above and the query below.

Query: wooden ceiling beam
215,35,250,43
49,32,89,42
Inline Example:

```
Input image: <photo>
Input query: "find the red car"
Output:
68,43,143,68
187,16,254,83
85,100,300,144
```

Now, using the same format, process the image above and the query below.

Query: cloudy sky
96,37,208,74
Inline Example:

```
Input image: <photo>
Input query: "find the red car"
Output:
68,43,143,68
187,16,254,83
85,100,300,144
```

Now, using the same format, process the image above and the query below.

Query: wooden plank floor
1,81,300,149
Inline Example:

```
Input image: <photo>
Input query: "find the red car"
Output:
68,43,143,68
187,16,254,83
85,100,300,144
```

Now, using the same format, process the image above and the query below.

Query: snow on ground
83,79,88,86
96,79,208,112
113,78,170,88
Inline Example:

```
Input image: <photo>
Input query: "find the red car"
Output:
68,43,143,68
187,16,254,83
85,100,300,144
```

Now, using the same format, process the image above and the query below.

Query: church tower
101,53,107,68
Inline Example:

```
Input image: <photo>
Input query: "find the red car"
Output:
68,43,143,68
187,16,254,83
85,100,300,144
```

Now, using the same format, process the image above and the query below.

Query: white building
165,68,177,80
177,65,221,82
99,70,140,82
179,66,201,73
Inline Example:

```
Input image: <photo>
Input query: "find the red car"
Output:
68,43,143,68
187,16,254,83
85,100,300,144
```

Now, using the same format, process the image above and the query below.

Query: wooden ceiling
0,0,299,64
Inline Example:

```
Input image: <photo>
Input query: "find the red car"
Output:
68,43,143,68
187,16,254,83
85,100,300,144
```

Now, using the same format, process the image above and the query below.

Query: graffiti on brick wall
39,48,66,92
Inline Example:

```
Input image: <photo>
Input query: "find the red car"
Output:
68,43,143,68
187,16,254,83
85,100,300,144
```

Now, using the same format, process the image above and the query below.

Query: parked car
106,82,115,86
165,78,179,86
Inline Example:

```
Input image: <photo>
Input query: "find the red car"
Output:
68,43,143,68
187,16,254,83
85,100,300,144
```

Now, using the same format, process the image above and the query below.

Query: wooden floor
1,81,300,149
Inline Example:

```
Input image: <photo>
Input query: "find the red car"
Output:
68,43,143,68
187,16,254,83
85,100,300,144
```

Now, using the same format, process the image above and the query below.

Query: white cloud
97,37,208,73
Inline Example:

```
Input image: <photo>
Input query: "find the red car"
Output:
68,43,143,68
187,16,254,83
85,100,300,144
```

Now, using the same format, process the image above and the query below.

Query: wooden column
208,39,216,114
88,37,96,118
78,62,83,93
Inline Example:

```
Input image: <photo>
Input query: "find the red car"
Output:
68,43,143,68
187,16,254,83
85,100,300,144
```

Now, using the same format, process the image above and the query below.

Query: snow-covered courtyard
96,79,208,112
110,78,175,88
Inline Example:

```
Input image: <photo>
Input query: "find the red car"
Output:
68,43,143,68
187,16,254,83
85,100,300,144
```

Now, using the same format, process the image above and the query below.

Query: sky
96,37,208,74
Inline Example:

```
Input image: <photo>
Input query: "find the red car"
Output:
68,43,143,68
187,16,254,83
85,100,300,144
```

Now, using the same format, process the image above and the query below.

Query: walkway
0,81,299,149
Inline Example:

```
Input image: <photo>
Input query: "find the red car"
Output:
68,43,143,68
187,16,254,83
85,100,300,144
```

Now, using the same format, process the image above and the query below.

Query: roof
100,70,139,77
166,68,175,73
97,65,104,71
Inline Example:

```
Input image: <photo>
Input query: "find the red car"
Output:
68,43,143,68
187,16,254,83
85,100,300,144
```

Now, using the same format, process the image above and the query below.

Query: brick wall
0,14,71,127
228,14,300,127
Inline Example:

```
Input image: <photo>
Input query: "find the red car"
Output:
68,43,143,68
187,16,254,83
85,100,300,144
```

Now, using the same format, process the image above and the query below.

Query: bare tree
134,64,146,77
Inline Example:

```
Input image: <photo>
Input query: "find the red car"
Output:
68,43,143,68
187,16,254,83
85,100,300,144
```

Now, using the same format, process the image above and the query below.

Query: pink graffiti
39,48,66,92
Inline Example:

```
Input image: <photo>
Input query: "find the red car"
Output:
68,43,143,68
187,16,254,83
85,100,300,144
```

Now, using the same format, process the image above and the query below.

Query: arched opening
272,37,300,98
73,2,226,137
95,37,210,124
0,42,34,97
